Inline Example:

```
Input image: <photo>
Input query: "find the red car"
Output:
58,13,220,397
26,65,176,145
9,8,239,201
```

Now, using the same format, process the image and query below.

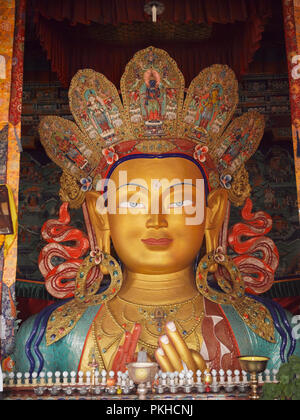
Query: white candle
62,371,69,386
39,372,46,386
152,4,157,22
86,371,91,385
16,372,23,387
70,371,76,385
55,371,61,385
32,372,38,386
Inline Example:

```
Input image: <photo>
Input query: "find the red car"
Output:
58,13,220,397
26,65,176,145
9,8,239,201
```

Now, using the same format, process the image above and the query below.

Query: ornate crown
39,46,265,208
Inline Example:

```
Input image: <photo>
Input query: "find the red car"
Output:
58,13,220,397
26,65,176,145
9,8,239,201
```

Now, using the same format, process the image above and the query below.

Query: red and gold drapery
33,0,272,87
283,0,300,221
0,0,26,358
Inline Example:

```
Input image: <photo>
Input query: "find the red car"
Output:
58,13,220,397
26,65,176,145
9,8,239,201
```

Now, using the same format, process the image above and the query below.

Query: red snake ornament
38,202,101,299
228,198,279,294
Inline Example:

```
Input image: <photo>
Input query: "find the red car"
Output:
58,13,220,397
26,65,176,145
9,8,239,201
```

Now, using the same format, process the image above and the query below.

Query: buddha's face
106,157,207,274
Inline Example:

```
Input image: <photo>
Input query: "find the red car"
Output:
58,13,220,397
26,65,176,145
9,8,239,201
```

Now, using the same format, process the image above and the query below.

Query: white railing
1,368,279,396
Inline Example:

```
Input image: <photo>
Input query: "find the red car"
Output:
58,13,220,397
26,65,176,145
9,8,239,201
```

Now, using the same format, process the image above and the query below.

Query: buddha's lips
141,238,173,246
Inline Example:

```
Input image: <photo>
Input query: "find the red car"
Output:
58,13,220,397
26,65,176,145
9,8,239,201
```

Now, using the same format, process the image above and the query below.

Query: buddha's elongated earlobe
85,191,111,275
204,189,228,272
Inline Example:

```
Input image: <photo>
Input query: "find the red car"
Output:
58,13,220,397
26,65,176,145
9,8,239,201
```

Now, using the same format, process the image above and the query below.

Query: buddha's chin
123,254,193,275
126,265,188,275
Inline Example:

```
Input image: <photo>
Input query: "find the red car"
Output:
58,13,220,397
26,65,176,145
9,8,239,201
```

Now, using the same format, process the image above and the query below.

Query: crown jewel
39,46,264,205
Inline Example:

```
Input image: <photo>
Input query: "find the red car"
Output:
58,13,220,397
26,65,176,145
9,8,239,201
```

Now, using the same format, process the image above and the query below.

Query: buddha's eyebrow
164,182,197,191
117,183,149,191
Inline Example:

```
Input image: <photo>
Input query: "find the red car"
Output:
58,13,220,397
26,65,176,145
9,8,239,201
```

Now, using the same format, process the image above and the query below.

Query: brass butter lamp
127,362,158,400
238,356,270,400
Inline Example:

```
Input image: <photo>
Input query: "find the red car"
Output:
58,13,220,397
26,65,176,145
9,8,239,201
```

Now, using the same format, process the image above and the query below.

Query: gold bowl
238,356,270,400
238,356,270,374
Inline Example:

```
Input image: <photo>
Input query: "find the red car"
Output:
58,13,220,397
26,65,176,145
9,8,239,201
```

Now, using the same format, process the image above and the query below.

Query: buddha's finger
191,349,207,372
159,335,184,372
112,345,124,373
165,321,197,373
126,323,142,363
155,347,174,372
119,331,132,372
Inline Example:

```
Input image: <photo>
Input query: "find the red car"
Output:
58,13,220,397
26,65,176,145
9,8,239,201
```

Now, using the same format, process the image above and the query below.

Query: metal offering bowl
127,362,158,400
238,356,270,374
127,362,158,384
238,356,270,400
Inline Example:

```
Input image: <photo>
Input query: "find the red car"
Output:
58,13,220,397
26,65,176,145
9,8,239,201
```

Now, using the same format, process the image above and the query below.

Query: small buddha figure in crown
143,70,163,122
13,47,300,376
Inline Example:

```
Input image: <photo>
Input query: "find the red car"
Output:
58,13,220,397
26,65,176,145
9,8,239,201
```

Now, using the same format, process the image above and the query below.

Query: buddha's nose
146,212,168,229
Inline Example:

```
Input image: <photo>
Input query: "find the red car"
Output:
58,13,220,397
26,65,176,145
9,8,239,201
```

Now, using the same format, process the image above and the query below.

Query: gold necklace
103,293,204,356
116,294,199,332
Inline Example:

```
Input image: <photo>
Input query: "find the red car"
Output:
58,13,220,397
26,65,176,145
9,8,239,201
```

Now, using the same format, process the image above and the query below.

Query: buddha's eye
168,200,193,208
119,201,146,209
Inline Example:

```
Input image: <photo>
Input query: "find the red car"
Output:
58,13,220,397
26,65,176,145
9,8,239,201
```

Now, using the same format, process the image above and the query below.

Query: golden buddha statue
13,47,299,376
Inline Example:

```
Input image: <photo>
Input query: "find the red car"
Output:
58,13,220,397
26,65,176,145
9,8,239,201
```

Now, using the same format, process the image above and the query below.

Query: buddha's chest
90,296,206,369
77,298,245,373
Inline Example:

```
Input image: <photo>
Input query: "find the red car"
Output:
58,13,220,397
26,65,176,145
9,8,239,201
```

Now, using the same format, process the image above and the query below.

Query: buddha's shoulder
46,301,105,344
16,302,104,345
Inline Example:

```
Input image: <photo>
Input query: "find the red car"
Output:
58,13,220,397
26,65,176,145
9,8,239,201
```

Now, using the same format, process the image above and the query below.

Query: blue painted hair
104,153,211,205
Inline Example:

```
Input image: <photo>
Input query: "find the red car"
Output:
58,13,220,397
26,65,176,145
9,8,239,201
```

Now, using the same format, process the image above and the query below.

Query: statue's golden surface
79,156,227,373
13,47,299,375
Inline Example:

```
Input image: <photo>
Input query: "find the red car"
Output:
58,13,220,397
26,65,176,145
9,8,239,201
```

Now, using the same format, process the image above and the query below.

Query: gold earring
74,248,123,305
46,250,123,346
196,246,245,305
195,247,276,344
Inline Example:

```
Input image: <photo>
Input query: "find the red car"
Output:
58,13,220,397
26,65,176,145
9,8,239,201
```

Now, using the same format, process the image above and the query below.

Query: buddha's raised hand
112,321,207,374
155,321,207,373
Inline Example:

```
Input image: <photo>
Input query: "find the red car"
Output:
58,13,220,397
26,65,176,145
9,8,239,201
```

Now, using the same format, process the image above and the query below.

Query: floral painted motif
194,145,209,163
220,173,232,190
80,176,93,192
214,246,226,263
102,146,119,165
90,247,103,265
2,356,14,372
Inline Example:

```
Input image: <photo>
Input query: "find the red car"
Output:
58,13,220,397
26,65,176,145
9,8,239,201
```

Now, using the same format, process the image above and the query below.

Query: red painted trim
218,304,241,357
